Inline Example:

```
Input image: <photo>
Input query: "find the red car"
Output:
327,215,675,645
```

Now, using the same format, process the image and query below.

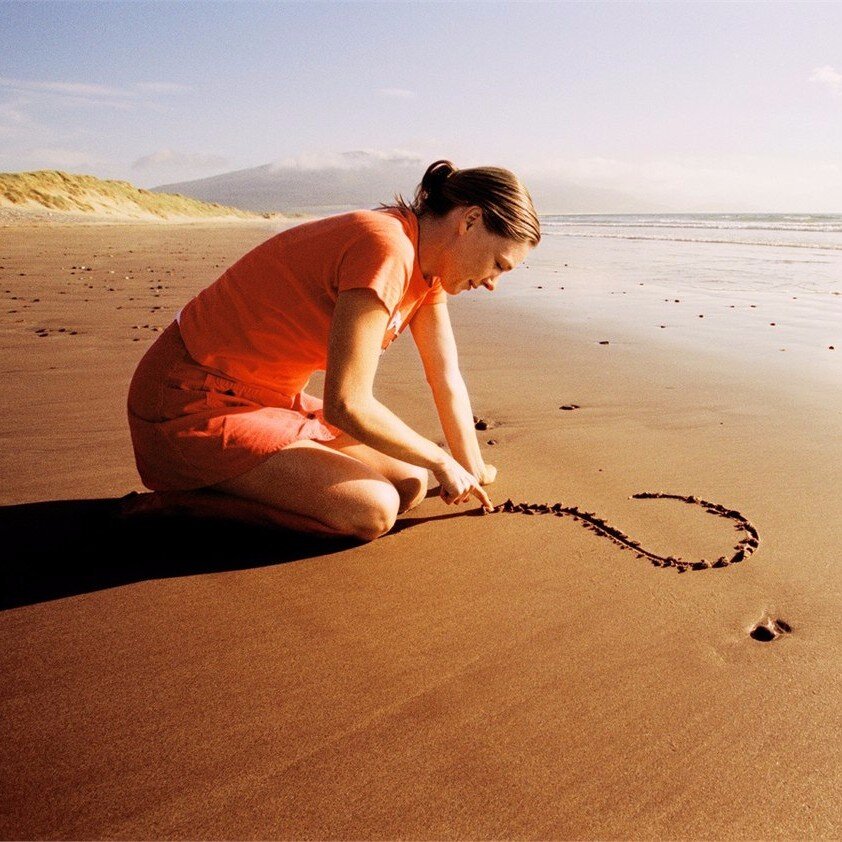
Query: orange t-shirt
177,207,446,395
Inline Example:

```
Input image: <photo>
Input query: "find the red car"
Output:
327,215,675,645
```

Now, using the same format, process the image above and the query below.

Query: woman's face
437,206,532,296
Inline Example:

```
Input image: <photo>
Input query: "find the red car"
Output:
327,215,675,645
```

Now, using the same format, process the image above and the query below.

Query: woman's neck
417,212,451,281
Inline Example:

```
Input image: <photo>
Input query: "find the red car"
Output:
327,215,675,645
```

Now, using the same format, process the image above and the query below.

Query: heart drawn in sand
481,492,759,574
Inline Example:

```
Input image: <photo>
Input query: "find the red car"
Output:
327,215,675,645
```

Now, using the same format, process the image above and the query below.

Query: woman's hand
433,455,493,511
479,463,497,486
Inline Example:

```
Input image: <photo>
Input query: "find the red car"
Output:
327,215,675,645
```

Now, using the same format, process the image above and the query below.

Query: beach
1,216,840,839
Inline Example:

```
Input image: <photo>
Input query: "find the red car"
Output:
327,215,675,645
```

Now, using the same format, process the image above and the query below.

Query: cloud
810,65,842,96
269,149,422,172
0,98,31,126
132,148,229,173
133,82,192,93
378,87,415,99
0,76,191,110
0,94,39,141
0,77,128,98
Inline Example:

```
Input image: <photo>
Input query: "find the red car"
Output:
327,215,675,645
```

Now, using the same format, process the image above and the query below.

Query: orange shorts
127,321,342,491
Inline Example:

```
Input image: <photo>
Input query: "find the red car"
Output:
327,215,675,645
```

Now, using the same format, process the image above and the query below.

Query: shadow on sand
0,495,469,610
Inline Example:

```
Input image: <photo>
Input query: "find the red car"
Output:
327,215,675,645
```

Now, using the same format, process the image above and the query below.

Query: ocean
540,213,842,249
494,213,841,389
539,213,842,294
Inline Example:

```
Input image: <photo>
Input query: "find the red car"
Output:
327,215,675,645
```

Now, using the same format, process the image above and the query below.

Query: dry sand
1,220,840,839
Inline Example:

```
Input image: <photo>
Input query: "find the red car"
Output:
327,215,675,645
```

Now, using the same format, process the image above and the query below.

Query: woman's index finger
472,483,493,511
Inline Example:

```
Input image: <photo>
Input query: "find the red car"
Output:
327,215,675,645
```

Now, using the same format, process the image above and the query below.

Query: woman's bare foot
119,489,356,537
120,489,290,528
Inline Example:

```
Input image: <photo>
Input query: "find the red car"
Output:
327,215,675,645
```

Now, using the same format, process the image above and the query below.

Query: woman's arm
409,301,495,485
323,289,492,508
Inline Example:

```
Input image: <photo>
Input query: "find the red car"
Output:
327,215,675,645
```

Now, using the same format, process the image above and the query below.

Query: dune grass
0,170,267,219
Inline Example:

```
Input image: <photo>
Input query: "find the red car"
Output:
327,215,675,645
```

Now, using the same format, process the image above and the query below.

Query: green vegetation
0,170,267,219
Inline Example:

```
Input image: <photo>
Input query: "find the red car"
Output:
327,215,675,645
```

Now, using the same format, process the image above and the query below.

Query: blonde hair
385,159,541,245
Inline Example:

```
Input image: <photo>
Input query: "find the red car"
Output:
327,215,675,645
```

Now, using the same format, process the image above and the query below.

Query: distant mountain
0,170,274,220
154,152,423,215
154,151,655,215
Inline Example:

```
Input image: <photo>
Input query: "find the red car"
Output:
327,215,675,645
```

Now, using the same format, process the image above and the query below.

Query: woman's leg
122,433,428,540
322,431,429,513
207,439,402,541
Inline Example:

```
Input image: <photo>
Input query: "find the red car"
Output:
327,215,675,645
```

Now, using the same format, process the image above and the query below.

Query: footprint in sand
473,415,495,431
559,404,580,411
749,617,792,642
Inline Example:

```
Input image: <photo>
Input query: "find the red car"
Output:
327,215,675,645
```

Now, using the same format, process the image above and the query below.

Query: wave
540,213,842,235
542,230,842,250
542,231,842,251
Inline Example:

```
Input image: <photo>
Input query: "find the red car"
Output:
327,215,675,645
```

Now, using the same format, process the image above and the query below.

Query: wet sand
1,220,840,839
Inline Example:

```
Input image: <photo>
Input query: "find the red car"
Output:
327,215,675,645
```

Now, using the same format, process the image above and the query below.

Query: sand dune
0,170,279,223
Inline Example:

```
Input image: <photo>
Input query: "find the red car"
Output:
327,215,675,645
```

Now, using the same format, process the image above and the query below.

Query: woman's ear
463,205,483,230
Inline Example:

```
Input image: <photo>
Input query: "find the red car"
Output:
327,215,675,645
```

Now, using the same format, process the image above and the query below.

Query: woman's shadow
0,491,467,610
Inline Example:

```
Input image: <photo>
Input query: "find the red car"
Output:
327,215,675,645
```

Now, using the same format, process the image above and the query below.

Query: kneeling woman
127,160,540,540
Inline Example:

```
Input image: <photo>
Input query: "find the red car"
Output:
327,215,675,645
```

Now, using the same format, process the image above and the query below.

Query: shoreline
511,231,841,392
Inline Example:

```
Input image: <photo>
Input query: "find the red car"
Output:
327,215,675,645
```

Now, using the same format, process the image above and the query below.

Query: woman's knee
342,483,401,542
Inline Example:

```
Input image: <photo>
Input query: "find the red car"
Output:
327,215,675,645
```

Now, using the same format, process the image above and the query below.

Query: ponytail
384,159,541,245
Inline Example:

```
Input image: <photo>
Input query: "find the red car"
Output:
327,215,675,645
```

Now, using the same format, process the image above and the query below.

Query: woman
126,160,541,540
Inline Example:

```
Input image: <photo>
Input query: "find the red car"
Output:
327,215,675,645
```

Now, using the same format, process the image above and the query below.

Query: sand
1,219,840,839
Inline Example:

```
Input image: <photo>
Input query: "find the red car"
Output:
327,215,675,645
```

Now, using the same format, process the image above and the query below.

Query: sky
1,0,841,211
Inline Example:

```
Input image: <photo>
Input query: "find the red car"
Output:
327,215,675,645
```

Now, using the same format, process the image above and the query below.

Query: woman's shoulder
340,207,413,242
286,208,413,253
